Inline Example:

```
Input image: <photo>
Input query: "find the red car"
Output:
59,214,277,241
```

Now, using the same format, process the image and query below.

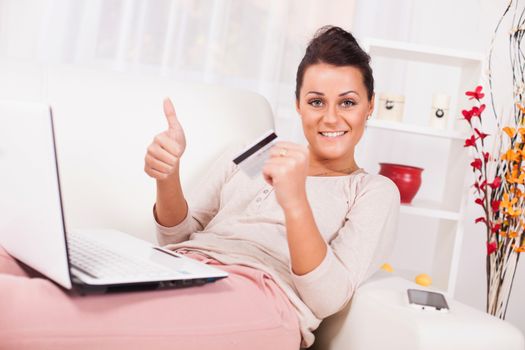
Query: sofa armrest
311,272,524,350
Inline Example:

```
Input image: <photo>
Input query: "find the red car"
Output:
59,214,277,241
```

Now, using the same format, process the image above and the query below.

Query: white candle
377,93,405,122
429,93,451,130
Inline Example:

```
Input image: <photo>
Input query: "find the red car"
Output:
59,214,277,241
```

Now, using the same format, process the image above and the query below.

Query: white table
312,272,525,350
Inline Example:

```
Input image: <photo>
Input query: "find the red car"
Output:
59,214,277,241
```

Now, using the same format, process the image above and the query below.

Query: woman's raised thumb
163,97,178,130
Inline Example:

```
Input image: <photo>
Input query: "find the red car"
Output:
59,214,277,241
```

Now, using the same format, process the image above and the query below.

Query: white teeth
320,131,346,138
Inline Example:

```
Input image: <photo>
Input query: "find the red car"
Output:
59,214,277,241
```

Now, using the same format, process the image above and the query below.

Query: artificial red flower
474,128,489,140
480,180,488,190
475,217,487,224
470,158,482,170
472,104,486,116
491,200,501,212
464,135,477,148
479,104,486,114
466,86,485,100
491,223,501,234
462,109,474,123
483,152,490,162
475,198,484,207
490,176,502,190
487,241,497,255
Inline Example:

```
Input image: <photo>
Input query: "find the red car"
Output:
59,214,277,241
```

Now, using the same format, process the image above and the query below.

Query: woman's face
296,63,374,166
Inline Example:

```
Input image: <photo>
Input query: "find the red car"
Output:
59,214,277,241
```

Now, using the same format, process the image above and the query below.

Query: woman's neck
308,156,360,177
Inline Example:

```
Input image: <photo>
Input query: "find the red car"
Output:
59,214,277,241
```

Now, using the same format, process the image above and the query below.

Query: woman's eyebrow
339,90,359,96
306,90,359,96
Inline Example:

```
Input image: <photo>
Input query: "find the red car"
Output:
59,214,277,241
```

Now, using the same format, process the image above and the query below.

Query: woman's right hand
144,98,186,180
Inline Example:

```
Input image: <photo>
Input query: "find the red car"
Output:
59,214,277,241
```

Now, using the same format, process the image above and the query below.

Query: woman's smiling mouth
319,131,348,138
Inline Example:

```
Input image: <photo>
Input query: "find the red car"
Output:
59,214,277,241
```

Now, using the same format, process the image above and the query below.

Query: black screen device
407,289,449,311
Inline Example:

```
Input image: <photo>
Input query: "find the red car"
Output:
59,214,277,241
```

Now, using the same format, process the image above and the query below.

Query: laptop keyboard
67,232,175,280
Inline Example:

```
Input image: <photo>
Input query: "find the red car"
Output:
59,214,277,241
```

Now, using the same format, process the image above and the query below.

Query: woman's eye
341,100,355,108
307,99,354,108
309,99,323,107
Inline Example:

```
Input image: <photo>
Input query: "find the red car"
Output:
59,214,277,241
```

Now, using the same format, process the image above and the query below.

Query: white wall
0,0,356,141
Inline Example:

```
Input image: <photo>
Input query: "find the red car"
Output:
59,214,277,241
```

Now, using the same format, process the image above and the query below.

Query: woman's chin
312,146,348,160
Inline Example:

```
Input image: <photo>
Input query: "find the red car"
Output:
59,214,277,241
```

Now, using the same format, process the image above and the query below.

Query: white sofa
1,62,523,349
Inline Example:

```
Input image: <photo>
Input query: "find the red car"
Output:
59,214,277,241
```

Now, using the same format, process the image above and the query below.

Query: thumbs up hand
144,98,187,180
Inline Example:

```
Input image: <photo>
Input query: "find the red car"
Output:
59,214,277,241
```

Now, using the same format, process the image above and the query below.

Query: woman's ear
295,99,301,115
368,93,375,119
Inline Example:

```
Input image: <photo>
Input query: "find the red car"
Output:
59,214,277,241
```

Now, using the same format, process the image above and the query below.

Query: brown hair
295,25,374,101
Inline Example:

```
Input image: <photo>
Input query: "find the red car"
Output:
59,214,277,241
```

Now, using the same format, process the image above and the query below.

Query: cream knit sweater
155,148,400,347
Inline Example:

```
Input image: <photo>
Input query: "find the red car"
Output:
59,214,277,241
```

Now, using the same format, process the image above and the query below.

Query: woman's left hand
262,141,309,211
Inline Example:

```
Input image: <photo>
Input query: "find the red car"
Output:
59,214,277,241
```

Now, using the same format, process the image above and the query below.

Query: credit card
233,130,278,178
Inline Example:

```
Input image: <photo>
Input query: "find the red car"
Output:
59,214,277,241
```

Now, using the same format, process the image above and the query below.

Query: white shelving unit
361,38,483,296
366,119,468,140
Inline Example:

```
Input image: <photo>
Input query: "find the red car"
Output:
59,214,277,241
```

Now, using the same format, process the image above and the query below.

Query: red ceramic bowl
378,163,424,204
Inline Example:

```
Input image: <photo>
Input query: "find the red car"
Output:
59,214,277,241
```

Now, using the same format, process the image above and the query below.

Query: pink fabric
0,246,300,350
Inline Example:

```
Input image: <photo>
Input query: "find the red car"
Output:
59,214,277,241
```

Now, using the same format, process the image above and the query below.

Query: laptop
0,100,228,293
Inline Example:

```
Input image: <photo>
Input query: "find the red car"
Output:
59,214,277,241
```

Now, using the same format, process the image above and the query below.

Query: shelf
362,38,480,298
400,199,460,221
367,119,468,140
362,38,484,67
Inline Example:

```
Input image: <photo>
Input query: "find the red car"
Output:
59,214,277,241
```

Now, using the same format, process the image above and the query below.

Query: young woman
0,26,399,349
146,25,400,348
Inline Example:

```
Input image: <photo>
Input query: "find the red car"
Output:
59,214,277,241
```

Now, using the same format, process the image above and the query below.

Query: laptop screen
0,101,73,289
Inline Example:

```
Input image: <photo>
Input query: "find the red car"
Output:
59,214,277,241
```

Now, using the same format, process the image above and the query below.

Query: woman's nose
323,104,339,123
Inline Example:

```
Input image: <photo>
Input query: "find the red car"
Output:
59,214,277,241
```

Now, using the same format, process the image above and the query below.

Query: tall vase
487,246,521,319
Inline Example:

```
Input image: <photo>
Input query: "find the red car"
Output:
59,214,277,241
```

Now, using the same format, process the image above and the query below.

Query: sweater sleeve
290,175,400,319
155,145,239,246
